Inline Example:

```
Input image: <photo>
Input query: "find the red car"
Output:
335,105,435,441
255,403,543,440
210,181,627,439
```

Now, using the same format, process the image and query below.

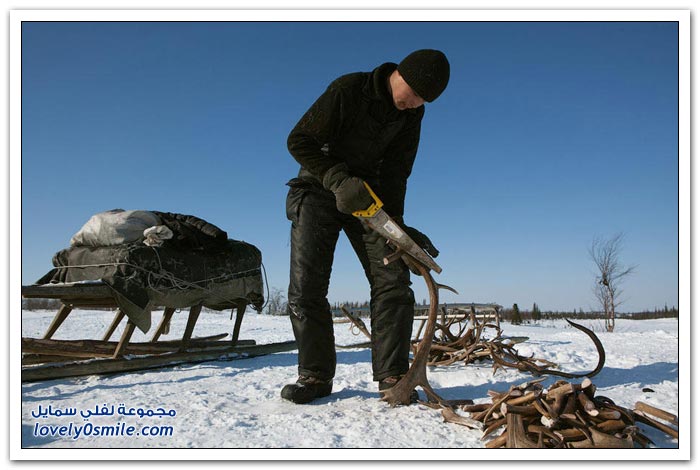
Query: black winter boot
378,376,419,404
281,376,333,404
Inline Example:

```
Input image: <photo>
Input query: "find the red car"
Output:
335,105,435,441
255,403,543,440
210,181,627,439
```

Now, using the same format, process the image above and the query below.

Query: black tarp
35,239,264,333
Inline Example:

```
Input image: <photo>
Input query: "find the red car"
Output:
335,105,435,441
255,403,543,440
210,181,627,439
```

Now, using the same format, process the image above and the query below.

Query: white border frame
9,9,690,461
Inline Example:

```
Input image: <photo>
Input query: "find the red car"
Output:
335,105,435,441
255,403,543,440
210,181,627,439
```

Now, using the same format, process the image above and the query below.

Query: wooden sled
21,282,296,382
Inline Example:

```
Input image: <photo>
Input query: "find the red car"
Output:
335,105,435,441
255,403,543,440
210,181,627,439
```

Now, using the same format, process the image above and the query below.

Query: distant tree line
331,300,371,311
24,291,678,323
260,289,375,316
502,304,678,323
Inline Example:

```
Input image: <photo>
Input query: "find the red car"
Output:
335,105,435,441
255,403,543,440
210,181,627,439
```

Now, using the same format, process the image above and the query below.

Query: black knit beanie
397,49,450,102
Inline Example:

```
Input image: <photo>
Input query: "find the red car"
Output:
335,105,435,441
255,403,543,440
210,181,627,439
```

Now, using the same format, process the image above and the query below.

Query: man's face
390,71,426,111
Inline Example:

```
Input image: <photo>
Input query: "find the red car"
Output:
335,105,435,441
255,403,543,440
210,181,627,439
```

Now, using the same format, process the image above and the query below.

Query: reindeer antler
380,251,455,406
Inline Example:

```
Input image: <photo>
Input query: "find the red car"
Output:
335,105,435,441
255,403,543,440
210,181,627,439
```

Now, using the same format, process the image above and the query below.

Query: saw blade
362,209,442,274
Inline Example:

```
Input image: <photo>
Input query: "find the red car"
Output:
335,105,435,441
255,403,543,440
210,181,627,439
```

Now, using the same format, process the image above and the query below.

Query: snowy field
19,309,680,456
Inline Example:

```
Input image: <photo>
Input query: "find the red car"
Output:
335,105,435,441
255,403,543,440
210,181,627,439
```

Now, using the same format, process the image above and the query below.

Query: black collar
364,62,397,104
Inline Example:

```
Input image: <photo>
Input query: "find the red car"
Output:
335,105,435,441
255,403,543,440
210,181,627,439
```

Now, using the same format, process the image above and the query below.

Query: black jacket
287,62,424,217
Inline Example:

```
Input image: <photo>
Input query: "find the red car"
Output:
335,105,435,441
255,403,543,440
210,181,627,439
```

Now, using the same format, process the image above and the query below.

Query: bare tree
588,233,636,332
265,287,288,315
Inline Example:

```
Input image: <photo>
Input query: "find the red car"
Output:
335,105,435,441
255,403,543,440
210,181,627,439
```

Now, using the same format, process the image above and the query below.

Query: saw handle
352,182,383,218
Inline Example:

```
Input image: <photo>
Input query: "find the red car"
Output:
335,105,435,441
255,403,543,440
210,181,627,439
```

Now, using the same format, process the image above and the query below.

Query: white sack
70,209,162,247
143,225,174,247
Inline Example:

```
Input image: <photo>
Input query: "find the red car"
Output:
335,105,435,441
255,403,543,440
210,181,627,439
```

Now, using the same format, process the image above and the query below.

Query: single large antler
380,250,454,406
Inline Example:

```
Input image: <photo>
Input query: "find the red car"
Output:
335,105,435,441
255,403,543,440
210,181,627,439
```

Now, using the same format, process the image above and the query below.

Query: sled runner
20,282,296,382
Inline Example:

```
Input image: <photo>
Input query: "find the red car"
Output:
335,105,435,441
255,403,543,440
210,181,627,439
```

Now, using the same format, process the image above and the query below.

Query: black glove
394,218,439,258
322,163,374,215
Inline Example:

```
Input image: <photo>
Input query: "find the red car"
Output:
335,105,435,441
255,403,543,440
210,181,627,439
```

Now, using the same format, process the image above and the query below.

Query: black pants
285,183,415,382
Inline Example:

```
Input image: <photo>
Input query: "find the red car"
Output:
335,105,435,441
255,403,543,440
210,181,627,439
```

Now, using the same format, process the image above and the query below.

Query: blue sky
21,21,679,312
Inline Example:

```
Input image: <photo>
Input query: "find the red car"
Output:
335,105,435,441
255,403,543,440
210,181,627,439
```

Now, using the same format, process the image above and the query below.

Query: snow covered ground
18,309,681,457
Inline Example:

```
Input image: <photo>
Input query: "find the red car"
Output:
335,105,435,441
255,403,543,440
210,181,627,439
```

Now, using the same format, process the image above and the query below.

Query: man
281,49,450,404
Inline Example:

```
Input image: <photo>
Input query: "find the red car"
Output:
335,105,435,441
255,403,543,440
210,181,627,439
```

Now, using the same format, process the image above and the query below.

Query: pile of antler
441,378,679,448
419,312,606,380
421,311,548,369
